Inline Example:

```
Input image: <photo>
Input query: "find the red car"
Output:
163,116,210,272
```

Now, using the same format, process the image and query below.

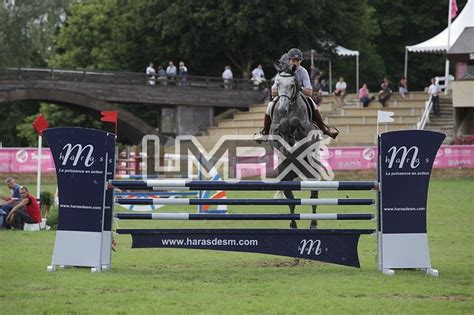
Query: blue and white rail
115,212,374,221
115,198,375,206
110,180,378,191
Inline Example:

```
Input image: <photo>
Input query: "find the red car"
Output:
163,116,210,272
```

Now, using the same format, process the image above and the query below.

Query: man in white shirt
222,66,233,89
251,64,266,89
166,61,177,84
146,62,156,86
334,77,347,106
428,77,441,116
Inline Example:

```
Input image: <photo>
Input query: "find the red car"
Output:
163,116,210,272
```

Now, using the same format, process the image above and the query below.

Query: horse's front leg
310,190,319,229
283,190,297,229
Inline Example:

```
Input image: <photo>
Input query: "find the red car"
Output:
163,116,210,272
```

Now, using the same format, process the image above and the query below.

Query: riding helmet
288,48,303,60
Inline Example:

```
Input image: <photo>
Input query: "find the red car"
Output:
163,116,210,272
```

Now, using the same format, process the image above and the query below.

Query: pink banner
1,145,473,174
0,148,55,173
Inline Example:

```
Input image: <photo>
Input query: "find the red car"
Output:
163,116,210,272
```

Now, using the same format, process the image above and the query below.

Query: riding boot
312,107,339,139
262,114,271,135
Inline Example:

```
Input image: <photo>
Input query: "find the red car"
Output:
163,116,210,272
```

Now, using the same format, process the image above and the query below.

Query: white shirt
146,66,156,76
222,69,233,80
336,81,347,90
166,65,177,76
428,83,440,96
252,67,265,80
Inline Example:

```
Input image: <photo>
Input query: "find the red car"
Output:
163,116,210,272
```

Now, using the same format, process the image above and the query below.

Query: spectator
178,61,188,87
310,65,321,81
251,64,266,89
399,76,408,99
166,61,177,84
333,77,347,106
146,62,156,86
312,77,322,106
428,77,441,116
320,79,330,95
222,65,233,89
0,177,21,228
157,66,167,85
359,83,374,107
5,186,41,230
378,77,392,107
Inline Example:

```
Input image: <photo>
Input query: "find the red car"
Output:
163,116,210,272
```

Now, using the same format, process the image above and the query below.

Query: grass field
0,175,473,314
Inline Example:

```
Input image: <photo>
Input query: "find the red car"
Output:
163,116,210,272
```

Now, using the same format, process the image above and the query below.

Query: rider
261,48,338,139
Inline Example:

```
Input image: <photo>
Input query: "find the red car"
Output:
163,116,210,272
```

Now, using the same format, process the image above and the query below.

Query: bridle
276,72,298,103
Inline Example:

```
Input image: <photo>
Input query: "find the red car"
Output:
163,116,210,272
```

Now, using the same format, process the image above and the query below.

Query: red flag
32,114,49,136
451,0,458,19
100,111,118,135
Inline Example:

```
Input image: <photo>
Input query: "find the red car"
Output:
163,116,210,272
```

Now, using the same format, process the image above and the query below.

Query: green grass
1,179,473,314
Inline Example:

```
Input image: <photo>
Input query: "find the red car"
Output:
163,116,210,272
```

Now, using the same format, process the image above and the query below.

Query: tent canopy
406,0,474,53
304,45,360,93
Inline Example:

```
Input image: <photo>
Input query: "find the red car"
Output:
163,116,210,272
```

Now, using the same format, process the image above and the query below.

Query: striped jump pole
115,198,375,206
114,191,198,197
115,212,374,221
110,180,378,191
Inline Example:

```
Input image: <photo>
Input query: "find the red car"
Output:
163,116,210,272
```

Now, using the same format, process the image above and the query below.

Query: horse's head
273,54,298,116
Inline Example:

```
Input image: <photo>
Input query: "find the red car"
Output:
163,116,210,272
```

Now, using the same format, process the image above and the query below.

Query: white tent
308,45,360,93
404,0,474,77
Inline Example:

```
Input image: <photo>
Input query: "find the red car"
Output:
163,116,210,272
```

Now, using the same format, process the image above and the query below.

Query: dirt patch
243,258,327,268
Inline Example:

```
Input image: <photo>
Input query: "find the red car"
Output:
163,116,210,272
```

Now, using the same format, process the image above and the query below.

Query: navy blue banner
117,229,374,268
43,127,116,232
379,130,445,234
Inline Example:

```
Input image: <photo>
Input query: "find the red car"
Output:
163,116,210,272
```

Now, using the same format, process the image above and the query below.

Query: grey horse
269,54,329,229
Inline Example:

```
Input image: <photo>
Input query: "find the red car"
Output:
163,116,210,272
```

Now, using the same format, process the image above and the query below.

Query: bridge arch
0,86,158,144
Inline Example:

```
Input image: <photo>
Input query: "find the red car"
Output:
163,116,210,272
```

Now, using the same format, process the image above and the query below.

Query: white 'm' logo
298,239,323,255
386,146,420,169
60,143,95,167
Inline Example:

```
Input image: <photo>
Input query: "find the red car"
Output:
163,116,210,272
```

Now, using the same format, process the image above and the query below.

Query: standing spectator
333,77,347,106
6,186,41,230
310,65,321,82
378,77,392,107
320,79,330,95
399,76,408,99
166,61,177,85
359,83,374,107
428,77,441,116
251,64,266,89
312,77,322,105
146,62,156,86
222,65,233,89
157,66,167,85
178,61,188,87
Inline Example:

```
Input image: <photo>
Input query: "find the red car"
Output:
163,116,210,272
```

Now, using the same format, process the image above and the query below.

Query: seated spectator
5,186,41,230
178,61,188,87
0,177,21,228
166,61,177,84
222,65,233,89
251,64,266,89
146,62,156,86
399,76,408,99
333,77,347,106
157,66,167,85
378,77,392,107
359,83,375,107
320,79,330,95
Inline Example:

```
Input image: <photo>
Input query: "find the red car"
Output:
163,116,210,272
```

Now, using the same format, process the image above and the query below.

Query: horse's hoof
290,221,297,229
310,221,318,229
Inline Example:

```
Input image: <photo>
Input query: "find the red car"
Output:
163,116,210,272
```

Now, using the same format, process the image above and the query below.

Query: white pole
36,135,42,199
356,54,359,94
445,0,453,95
311,49,314,68
329,59,332,94
404,48,408,79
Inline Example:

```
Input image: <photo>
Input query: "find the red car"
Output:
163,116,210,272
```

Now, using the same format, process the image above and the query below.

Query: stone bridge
0,68,267,144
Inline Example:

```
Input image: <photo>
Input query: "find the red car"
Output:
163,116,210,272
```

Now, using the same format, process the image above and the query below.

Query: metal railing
417,94,433,130
0,67,257,90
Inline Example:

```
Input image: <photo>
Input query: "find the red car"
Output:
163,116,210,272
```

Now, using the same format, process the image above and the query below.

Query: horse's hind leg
310,190,319,229
283,190,297,229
